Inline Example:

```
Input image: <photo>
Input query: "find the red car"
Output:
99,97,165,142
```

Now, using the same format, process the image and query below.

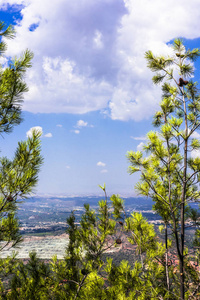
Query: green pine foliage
0,21,43,298
3,194,171,300
128,39,200,299
0,22,43,252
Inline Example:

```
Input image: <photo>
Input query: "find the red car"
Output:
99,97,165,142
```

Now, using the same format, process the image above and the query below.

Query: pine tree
127,39,200,299
5,189,175,299
0,21,43,295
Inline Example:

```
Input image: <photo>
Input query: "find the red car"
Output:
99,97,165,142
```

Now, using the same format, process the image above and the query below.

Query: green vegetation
0,21,43,252
127,39,200,299
0,23,200,299
0,21,43,296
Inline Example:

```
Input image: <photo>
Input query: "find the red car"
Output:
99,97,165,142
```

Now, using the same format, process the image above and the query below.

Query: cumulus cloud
0,1,24,9
73,119,93,132
26,126,52,138
66,165,70,169
44,132,52,138
72,130,80,134
97,161,106,167
76,120,88,128
56,124,62,128
101,169,108,173
3,0,200,120
26,126,43,138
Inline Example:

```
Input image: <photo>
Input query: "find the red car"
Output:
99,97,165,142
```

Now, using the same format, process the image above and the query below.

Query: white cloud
23,56,112,114
56,124,62,127
44,132,52,138
76,120,88,128
26,126,51,138
131,136,146,141
26,126,43,138
66,165,70,169
101,169,108,173
73,119,93,132
137,142,144,152
3,0,200,120
97,161,106,167
0,1,24,8
72,130,80,134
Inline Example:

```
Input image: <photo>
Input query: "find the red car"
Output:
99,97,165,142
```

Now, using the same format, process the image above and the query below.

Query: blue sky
0,0,200,196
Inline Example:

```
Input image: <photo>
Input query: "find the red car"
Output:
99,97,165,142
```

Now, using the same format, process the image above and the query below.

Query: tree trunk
180,91,188,300
165,223,170,292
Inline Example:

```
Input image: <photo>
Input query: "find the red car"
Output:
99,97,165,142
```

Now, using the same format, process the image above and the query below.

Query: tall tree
127,39,200,299
0,21,43,251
